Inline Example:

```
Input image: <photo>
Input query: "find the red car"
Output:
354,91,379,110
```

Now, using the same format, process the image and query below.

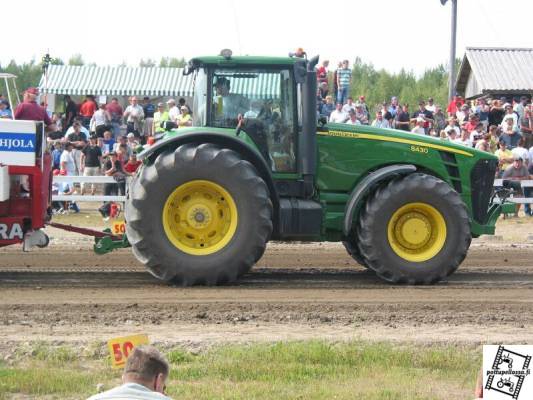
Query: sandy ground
1,216,532,354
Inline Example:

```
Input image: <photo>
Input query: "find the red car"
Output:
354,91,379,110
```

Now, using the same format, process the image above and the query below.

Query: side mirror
161,121,177,131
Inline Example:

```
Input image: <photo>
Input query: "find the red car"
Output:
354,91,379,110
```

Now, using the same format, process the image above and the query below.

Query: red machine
1,73,125,253
0,119,52,250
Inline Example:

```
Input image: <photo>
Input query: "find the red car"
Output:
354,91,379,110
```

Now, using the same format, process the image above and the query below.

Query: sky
2,0,532,75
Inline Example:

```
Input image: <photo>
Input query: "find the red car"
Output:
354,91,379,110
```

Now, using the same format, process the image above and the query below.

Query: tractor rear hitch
46,222,130,254
93,228,131,254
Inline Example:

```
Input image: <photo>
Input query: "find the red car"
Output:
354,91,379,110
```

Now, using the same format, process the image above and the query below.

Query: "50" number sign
107,334,149,368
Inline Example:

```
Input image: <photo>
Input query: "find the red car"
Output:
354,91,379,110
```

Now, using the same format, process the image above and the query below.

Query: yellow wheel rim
162,180,238,255
387,202,447,262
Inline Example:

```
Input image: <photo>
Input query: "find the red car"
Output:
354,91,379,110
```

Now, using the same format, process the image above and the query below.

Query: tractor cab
184,50,318,176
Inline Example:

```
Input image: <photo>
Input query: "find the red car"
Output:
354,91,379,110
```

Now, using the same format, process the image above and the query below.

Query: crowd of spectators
2,66,532,217
42,94,193,217
315,59,533,216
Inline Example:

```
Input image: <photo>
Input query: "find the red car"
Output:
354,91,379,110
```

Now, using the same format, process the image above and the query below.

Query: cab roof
189,55,299,68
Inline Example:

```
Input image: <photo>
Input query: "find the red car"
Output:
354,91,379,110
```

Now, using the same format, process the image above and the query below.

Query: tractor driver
213,76,248,125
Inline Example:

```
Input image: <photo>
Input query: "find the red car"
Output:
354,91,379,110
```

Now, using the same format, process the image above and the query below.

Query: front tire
357,173,471,284
126,143,273,285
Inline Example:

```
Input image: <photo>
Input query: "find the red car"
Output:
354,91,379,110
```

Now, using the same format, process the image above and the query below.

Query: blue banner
0,132,36,153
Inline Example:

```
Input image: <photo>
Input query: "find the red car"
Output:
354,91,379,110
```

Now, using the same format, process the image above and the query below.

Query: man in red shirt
446,95,464,117
464,113,480,133
13,87,54,193
14,87,52,127
316,60,329,85
79,95,97,129
105,97,123,118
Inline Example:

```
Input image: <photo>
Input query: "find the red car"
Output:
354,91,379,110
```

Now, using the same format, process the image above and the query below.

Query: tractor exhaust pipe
300,55,319,198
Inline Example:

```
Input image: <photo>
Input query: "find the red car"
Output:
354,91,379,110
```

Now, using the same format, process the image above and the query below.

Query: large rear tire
126,143,273,286
356,173,471,284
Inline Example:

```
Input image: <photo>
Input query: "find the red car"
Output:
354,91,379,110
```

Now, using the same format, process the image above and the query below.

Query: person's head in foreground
87,345,170,399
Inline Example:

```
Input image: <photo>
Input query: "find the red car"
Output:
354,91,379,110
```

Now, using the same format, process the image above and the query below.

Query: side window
210,68,296,173
192,68,207,127
270,70,296,172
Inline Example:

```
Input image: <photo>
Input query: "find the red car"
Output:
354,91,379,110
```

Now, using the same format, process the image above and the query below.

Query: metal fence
493,179,533,204
52,176,127,202
52,176,533,204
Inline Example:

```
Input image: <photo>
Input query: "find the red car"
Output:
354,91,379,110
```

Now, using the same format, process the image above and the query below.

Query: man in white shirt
60,142,77,195
443,117,460,137
60,142,77,176
123,96,145,137
346,109,361,125
411,117,426,135
512,137,529,167
514,96,528,124
329,102,348,123
425,97,436,113
341,97,356,114
90,103,110,137
446,128,459,142
371,111,390,128
456,128,473,147
87,345,171,400
500,103,518,130
167,99,180,123
64,119,90,139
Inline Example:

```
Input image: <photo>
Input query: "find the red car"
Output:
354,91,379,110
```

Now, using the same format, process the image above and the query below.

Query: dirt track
1,235,533,351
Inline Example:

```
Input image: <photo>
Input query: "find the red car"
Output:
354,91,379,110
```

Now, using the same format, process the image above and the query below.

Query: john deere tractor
126,50,502,285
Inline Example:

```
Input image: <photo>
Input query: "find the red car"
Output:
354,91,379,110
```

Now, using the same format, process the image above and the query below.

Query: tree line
0,55,186,102
1,55,453,110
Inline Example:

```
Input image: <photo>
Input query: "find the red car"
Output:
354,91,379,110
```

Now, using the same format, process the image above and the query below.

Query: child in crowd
102,130,115,154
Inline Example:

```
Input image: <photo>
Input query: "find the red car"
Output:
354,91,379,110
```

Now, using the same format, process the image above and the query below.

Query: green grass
0,341,480,400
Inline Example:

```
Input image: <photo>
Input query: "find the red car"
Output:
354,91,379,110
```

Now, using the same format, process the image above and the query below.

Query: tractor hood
321,123,497,161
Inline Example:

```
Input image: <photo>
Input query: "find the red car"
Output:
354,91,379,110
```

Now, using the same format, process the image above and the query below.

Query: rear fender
343,164,417,236
139,131,279,228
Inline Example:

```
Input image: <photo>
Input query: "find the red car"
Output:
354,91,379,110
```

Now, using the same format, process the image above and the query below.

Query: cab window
210,68,296,172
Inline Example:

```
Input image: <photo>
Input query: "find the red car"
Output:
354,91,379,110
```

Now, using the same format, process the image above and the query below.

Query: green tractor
126,50,502,285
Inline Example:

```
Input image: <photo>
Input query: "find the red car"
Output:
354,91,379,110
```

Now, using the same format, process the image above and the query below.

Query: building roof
38,65,194,97
38,64,282,99
456,47,533,97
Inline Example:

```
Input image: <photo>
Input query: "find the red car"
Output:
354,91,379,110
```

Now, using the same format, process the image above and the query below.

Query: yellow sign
107,334,149,368
112,220,126,235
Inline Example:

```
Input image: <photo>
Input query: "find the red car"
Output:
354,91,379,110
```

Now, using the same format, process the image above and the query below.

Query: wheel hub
395,212,432,249
188,206,211,228
387,202,447,263
162,180,238,255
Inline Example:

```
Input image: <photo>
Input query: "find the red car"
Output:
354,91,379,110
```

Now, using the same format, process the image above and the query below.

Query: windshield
212,67,297,172
191,66,297,172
